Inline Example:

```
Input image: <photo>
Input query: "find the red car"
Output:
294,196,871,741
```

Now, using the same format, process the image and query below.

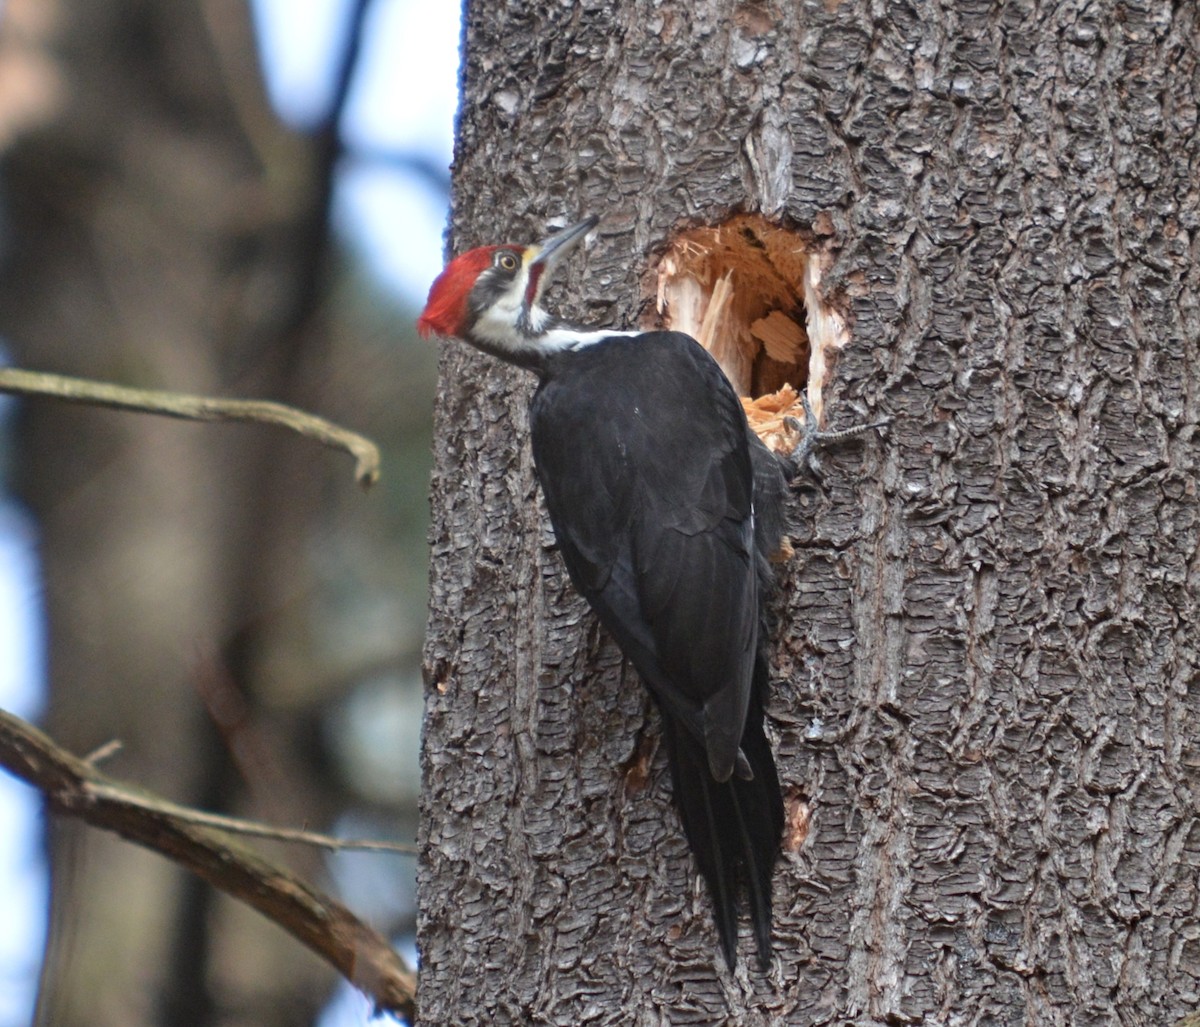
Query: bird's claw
784,393,889,483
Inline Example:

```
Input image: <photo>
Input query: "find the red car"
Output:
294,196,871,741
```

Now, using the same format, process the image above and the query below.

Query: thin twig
0,708,416,1022
84,781,419,855
0,367,381,488
83,739,124,766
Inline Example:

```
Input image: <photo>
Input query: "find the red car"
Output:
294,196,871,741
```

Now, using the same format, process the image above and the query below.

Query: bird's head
417,215,599,366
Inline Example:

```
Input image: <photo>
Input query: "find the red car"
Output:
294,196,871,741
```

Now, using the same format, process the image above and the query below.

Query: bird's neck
465,310,639,375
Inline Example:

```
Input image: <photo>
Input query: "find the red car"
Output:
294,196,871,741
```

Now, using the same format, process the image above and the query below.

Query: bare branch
0,708,416,1022
82,738,124,765
0,367,381,488
84,779,420,855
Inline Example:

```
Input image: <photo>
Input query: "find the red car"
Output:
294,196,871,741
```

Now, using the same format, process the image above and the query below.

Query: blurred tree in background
0,1,436,1024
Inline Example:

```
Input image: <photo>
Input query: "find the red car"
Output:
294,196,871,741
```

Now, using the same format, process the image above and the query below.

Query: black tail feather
663,689,783,969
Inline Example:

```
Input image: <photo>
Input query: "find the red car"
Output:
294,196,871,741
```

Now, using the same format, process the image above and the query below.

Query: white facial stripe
537,326,641,350
470,266,529,345
466,245,641,358
527,305,550,332
470,305,640,356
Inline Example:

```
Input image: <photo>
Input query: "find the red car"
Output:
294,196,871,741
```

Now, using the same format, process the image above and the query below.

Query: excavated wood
695,270,747,393
423,1,1200,1024
749,311,806,365
656,215,820,403
743,384,805,456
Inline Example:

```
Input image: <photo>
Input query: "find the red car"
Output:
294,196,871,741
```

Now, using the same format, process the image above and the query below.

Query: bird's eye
496,252,519,272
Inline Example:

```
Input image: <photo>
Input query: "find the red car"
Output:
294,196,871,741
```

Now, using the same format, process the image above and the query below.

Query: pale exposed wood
742,384,805,456
749,311,806,365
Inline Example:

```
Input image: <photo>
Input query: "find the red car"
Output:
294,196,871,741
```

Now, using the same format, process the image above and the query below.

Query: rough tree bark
421,0,1200,1024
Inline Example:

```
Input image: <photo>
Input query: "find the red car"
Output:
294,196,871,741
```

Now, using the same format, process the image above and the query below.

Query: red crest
417,245,519,338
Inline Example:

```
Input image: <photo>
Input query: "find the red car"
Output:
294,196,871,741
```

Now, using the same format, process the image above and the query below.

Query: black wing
531,332,759,781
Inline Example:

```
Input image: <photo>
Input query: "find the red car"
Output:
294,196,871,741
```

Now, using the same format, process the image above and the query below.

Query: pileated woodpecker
419,216,792,969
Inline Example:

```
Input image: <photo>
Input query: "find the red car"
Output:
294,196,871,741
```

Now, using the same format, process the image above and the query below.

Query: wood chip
749,310,806,363
742,384,808,455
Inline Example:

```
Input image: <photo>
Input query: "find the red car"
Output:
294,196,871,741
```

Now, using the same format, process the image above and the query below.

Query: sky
0,501,46,1027
0,1,460,1023
253,0,460,302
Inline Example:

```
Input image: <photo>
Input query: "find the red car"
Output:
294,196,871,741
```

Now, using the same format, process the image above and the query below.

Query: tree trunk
420,0,1200,1023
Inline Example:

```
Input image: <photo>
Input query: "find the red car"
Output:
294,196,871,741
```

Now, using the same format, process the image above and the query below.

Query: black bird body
418,217,785,968
531,331,785,967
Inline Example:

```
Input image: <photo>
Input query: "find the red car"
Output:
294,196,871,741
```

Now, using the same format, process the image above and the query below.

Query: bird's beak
525,215,600,276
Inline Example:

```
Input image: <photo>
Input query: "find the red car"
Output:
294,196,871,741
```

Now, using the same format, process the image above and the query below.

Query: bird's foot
783,393,890,483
